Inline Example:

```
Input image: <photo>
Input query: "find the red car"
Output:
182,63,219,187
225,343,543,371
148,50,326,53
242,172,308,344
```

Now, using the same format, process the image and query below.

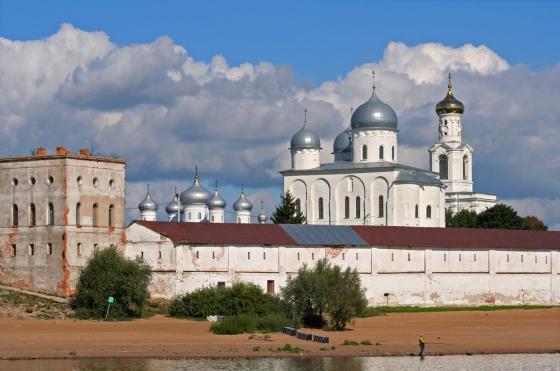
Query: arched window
426,205,432,219
415,204,419,218
362,145,368,160
211,215,215,222
344,196,350,219
463,155,468,180
76,203,81,225
12,204,18,227
379,145,384,160
197,212,201,220
439,154,448,180
29,204,36,226
108,204,114,227
318,197,324,220
392,146,395,160
92,203,98,226
355,196,361,219
378,195,384,218
295,199,301,214
48,203,54,226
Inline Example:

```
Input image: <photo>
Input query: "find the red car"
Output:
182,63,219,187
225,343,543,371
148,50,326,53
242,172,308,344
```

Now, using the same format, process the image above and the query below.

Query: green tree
523,215,548,231
447,209,479,228
270,191,306,224
282,259,367,331
477,204,524,230
73,246,152,319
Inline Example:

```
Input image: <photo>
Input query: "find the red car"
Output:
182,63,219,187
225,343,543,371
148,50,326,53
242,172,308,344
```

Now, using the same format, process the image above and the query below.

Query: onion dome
290,109,321,150
257,200,267,224
180,170,211,206
208,184,226,210
233,187,253,212
165,192,181,216
138,186,158,212
351,72,398,131
333,128,352,153
436,73,464,115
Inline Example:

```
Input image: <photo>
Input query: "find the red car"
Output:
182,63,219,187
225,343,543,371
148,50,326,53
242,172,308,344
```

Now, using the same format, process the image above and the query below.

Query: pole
104,302,111,320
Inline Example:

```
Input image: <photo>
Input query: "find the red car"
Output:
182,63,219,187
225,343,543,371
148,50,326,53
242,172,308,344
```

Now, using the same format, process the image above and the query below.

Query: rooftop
0,146,126,164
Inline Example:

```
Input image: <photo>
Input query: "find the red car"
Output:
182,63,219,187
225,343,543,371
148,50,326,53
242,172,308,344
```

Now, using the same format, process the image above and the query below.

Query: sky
0,0,559,229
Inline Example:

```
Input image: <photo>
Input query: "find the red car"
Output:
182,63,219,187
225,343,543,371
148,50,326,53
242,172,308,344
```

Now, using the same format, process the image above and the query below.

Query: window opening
108,205,114,227
29,204,36,226
355,196,361,219
415,204,419,219
29,244,34,256
48,203,54,226
76,203,81,225
267,280,275,294
11,244,16,257
362,145,368,160
426,205,432,219
392,146,395,160
318,197,324,220
92,203,98,226
439,154,449,180
378,196,384,218
379,145,384,160
12,205,18,227
344,196,350,219
47,243,53,256
77,243,82,257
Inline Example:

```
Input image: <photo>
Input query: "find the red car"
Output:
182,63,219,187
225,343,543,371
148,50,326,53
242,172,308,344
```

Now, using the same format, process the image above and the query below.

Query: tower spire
371,70,376,91
448,72,453,95
195,165,198,178
303,108,308,127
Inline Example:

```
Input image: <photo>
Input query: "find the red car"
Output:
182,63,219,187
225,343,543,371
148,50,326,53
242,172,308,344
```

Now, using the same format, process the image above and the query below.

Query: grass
360,304,554,317
342,339,359,346
277,344,304,353
252,346,261,352
360,340,373,345
0,289,69,319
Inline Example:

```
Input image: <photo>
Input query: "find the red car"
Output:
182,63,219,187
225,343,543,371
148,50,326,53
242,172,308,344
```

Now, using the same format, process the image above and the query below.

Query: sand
0,308,559,359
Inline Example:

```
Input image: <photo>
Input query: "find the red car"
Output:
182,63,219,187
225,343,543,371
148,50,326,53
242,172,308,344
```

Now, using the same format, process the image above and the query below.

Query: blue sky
0,0,559,229
2,0,560,84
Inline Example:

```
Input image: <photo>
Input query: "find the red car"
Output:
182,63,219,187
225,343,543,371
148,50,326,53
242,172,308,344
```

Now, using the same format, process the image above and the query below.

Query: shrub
210,314,257,335
72,246,152,320
360,340,372,345
256,312,291,333
342,339,359,346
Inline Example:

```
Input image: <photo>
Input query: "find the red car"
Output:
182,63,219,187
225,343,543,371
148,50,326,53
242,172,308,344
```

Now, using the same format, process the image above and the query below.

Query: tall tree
270,191,306,224
523,215,548,231
447,209,479,228
477,204,525,230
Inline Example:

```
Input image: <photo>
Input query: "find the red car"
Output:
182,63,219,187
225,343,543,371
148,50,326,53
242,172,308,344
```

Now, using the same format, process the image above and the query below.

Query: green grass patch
252,346,261,352
360,305,554,317
360,340,372,345
277,344,304,353
342,339,359,346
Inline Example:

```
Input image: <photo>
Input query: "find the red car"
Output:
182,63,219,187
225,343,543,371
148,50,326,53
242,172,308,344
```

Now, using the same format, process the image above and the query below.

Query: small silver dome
165,193,181,215
257,200,267,224
233,191,253,212
333,128,352,153
290,110,321,150
351,88,398,131
208,189,227,210
180,176,211,206
138,190,158,212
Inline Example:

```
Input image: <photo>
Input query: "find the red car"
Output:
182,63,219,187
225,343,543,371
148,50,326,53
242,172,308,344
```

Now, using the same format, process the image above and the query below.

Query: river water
1,354,559,371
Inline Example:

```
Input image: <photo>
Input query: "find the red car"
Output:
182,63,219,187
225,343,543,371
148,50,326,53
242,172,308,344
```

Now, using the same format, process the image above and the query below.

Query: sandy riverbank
0,308,559,359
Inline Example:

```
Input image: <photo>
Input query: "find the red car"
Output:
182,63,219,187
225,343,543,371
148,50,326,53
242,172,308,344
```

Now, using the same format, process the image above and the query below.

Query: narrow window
391,253,394,262
459,253,462,262
11,244,16,256
407,252,411,261
444,253,447,262
237,217,241,223
217,282,226,288
297,252,300,261
378,195,384,218
362,145,368,160
198,212,201,220
342,253,345,260
521,254,523,263
356,252,359,260
426,205,432,219
188,212,192,220
248,252,251,260
474,254,477,262
28,244,34,256
355,196,361,219
92,203,98,226
141,251,144,259
546,256,548,264
439,154,449,180
263,252,266,260
158,251,162,260
535,256,537,264
318,197,324,220
108,204,114,227
212,251,215,259
12,204,18,227
344,196,350,219
463,155,468,180
295,199,301,213
267,280,275,294
211,215,215,222
379,145,384,160
29,204,36,226
47,243,53,256
507,254,509,262
415,204,419,219
392,146,395,160
48,202,54,226
76,203,81,225
311,253,315,260
77,243,82,257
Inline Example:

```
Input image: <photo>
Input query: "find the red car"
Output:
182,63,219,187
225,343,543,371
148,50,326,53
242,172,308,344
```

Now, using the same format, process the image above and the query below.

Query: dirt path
0,308,559,359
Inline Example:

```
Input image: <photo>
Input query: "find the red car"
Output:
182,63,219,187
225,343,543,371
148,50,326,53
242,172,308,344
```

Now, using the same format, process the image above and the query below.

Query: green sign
108,296,114,304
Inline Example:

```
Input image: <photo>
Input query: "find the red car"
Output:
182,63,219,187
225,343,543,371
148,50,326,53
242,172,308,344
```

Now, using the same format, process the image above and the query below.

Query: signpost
105,296,114,320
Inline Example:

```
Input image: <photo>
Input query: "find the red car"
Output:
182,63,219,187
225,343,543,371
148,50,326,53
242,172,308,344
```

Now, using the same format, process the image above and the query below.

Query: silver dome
208,189,227,209
257,200,267,224
180,176,211,206
165,193,181,215
351,89,398,131
138,190,158,212
290,110,321,150
333,128,352,153
233,191,253,212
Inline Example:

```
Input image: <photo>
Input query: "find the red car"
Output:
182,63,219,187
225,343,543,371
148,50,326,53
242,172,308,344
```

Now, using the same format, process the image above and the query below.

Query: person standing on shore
418,333,425,357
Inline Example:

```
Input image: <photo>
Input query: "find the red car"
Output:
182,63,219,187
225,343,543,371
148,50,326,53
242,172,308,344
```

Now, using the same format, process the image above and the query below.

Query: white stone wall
291,148,320,170
352,130,397,163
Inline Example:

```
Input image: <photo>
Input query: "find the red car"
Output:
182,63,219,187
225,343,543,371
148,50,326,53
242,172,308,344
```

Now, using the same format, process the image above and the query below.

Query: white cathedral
282,73,496,227
139,73,495,227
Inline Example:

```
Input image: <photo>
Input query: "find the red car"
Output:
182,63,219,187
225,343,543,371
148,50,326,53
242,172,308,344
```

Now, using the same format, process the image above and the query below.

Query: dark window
439,154,448,180
391,253,394,261
29,204,36,226
77,243,82,257
463,155,468,180
217,281,226,288
76,203,81,225
263,251,266,260
297,252,300,260
196,251,199,259
355,196,361,219
29,244,34,256
267,280,275,294
426,205,432,219
344,197,350,219
378,195,384,218
312,253,315,260
415,204,419,218
342,253,345,260
212,251,215,259
407,252,411,261
92,203,98,226
392,146,395,160
159,251,162,260
295,199,301,214
12,204,18,227
318,197,324,220
48,203,54,226
379,145,384,160
47,243,53,256
12,244,16,256
248,251,251,260
362,145,368,160
108,204,114,227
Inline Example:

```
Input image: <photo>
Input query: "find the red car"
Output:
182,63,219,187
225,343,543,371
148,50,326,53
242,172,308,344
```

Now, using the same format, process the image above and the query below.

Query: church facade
282,74,495,227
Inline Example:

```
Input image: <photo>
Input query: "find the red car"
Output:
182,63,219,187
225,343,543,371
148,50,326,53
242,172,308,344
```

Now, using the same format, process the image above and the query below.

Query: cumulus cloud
0,24,558,229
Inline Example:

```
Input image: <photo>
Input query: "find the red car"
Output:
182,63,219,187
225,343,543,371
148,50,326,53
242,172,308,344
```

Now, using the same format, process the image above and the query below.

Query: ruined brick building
0,147,126,296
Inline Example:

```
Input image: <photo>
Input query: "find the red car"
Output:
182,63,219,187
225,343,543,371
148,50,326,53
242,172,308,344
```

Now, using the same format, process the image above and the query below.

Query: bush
169,282,284,318
72,246,152,320
210,314,257,335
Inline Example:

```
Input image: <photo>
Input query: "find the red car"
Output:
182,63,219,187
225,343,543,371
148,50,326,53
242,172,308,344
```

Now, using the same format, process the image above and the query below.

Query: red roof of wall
135,221,296,245
351,225,560,249
133,221,560,249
